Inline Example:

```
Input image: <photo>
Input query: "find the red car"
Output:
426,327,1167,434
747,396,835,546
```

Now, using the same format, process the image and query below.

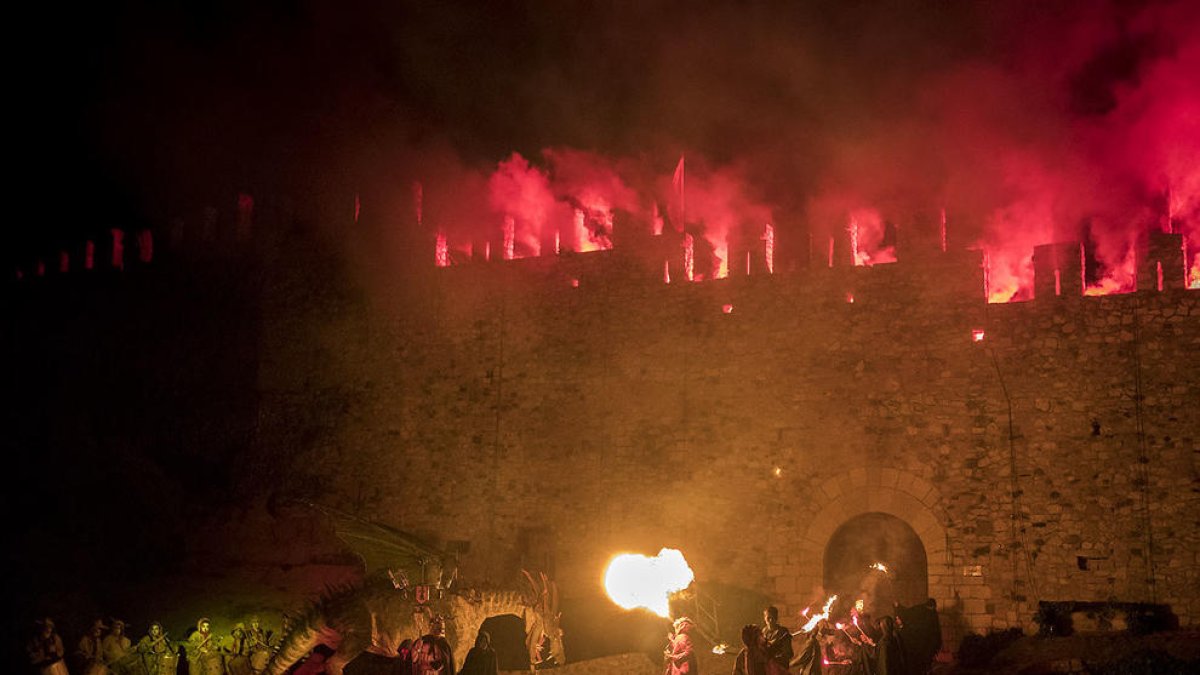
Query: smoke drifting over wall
17,1,1199,299
348,0,1199,301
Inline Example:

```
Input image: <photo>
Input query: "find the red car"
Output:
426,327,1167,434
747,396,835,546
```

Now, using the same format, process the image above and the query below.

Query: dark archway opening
823,512,928,616
479,614,530,671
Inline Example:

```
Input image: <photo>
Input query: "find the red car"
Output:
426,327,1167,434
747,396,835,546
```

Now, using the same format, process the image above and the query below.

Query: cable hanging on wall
1129,296,1158,603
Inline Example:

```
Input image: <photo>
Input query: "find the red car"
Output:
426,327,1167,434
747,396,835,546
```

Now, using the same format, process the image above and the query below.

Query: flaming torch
603,548,694,618
869,562,891,576
796,595,838,634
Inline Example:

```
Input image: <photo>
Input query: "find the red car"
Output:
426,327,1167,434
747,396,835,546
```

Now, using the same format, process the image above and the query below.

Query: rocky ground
943,630,1200,675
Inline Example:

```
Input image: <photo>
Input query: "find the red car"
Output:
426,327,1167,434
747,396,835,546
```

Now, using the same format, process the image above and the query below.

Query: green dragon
265,504,565,675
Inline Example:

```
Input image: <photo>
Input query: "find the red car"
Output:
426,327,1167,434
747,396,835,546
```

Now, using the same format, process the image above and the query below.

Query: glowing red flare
848,209,896,267
764,223,775,274
972,329,986,342
849,216,860,265
503,215,516,261
435,232,449,268
722,304,733,314
684,234,695,282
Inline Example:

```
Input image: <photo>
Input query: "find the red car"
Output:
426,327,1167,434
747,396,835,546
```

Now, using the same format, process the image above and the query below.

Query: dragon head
522,570,565,667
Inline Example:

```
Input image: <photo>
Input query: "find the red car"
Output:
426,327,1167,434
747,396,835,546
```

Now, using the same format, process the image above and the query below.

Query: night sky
16,0,1156,265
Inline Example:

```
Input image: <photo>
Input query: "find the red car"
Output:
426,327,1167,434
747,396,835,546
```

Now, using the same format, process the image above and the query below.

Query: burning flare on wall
603,548,694,618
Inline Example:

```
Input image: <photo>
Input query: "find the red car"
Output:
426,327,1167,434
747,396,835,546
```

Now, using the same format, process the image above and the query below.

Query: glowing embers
972,329,986,342
603,548,694,618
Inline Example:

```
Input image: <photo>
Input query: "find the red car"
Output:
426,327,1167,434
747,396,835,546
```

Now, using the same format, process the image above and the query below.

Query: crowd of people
340,615,560,675
26,616,275,675
329,616,505,675
665,600,942,675
28,600,937,675
23,612,493,675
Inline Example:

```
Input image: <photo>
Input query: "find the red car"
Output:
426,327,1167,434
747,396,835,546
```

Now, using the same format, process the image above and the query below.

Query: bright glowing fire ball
603,548,694,617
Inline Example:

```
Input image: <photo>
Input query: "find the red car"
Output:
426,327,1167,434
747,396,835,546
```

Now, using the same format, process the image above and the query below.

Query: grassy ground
946,630,1200,674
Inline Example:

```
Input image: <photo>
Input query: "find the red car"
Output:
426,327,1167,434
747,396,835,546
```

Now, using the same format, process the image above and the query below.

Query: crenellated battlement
434,227,1194,312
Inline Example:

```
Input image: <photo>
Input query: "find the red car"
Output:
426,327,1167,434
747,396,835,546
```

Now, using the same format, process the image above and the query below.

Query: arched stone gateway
779,469,964,646
824,512,928,615
479,614,531,670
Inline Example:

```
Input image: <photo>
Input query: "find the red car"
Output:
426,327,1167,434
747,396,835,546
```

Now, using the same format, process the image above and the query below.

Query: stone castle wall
254,232,1200,645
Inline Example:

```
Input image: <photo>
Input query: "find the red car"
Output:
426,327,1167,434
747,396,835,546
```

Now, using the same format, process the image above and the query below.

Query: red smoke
403,1,1199,299
430,150,774,280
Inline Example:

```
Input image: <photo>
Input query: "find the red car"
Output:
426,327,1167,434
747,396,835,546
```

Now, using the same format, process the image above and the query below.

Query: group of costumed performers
669,600,941,675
